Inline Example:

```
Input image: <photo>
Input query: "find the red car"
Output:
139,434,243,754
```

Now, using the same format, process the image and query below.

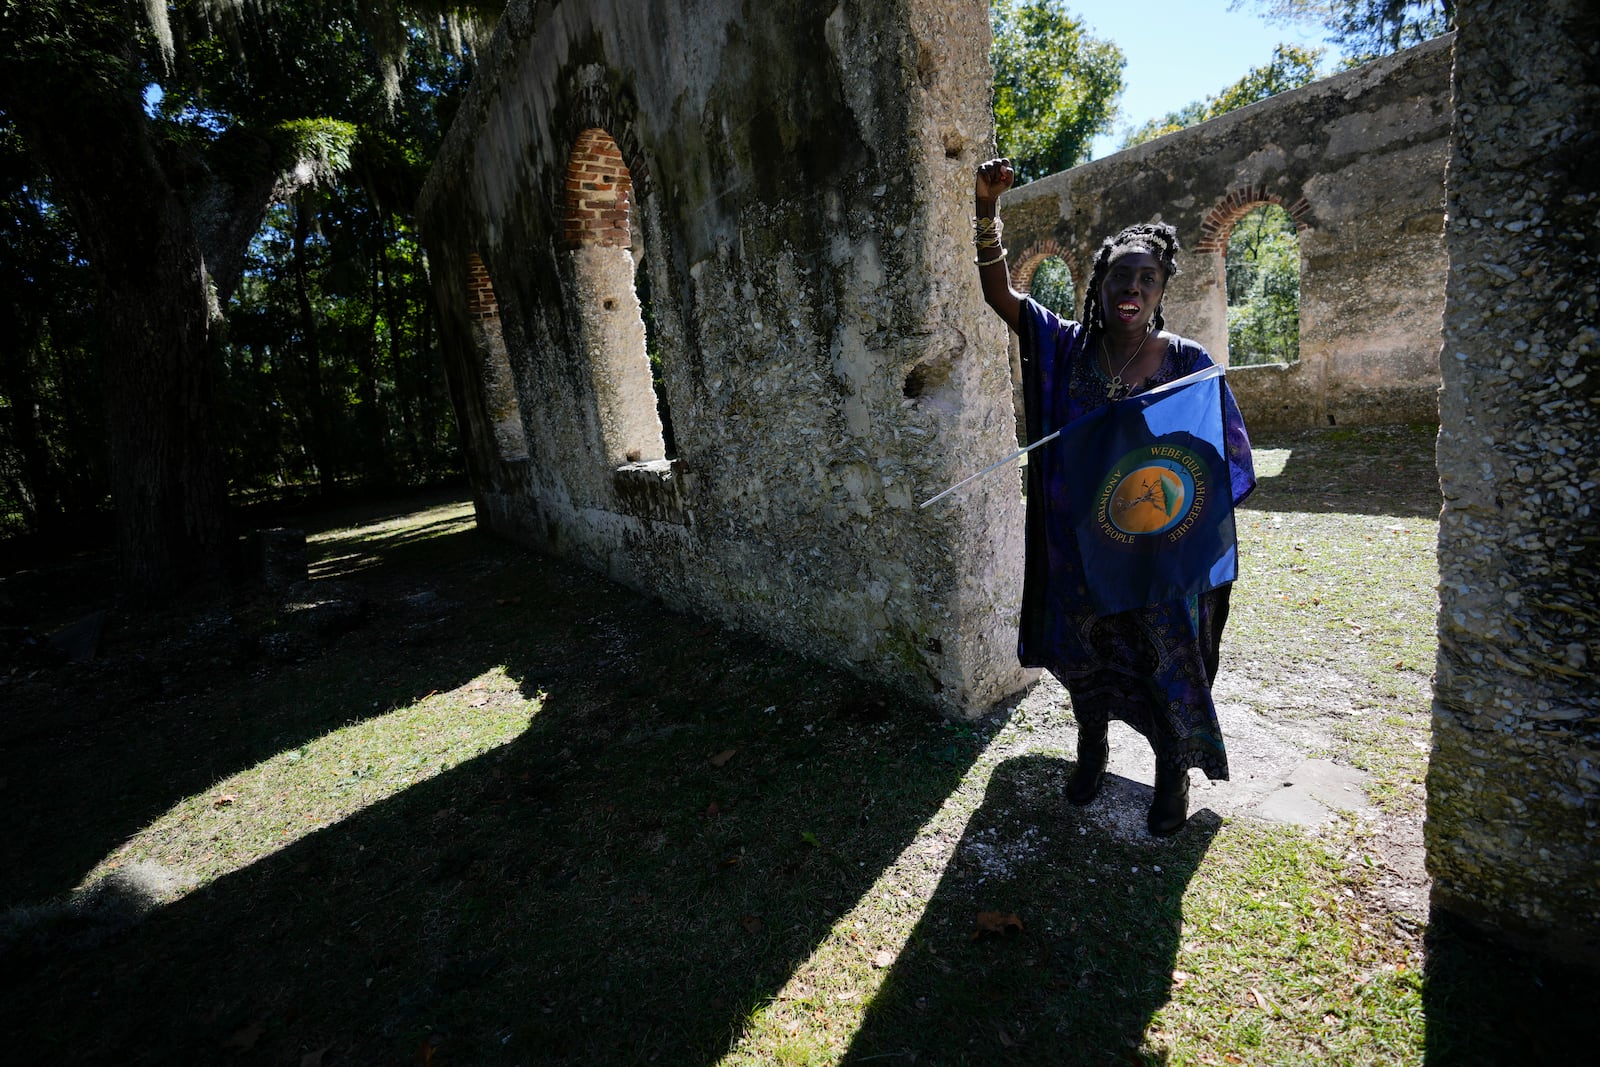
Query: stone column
1428,0,1600,961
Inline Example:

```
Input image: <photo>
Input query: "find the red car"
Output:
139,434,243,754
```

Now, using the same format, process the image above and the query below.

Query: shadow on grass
1422,907,1600,1065
0,525,997,1065
0,522,494,909
1249,423,1440,520
842,756,1219,1065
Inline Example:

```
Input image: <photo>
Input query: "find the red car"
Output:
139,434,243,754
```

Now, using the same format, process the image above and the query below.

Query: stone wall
998,37,1455,431
418,0,1031,714
1427,0,1600,962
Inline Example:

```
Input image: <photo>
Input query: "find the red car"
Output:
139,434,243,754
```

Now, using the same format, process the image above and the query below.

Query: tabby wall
1428,0,1600,962
418,0,1031,714
999,36,1454,431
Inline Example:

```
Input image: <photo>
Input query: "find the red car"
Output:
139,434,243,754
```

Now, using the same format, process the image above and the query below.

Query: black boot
1147,765,1190,837
1066,722,1109,806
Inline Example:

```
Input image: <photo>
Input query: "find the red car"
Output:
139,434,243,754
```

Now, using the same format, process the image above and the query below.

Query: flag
1056,364,1239,615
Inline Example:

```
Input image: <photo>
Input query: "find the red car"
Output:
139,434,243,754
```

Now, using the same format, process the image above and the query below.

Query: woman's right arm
975,157,1022,332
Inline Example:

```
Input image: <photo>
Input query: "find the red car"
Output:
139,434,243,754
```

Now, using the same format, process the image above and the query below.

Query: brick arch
1011,237,1066,295
563,128,637,250
465,252,500,320
1195,184,1314,253
463,252,528,462
567,67,653,200
558,123,670,468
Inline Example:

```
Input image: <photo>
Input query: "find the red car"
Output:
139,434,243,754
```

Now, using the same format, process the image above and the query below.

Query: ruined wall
1427,0,1600,962
1000,37,1454,430
418,0,1031,714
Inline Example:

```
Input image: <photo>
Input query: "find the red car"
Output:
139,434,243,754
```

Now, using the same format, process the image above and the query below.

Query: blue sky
1068,1,1342,158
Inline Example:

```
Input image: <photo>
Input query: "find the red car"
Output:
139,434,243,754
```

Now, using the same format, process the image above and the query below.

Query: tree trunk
291,194,336,495
98,217,230,598
0,30,229,600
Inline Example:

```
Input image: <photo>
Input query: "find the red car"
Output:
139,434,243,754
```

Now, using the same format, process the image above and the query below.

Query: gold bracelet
973,216,1003,249
975,248,1008,267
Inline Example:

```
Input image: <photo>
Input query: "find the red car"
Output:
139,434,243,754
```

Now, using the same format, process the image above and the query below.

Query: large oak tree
0,1,490,600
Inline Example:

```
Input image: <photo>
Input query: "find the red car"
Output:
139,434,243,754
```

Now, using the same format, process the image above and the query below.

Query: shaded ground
2,425,1596,1065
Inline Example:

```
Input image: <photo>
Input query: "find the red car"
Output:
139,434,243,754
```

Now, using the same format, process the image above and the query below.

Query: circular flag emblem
1094,444,1210,542
1109,460,1194,535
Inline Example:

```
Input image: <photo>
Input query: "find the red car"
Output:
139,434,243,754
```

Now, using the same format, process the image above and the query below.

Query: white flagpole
918,429,1060,509
918,364,1228,509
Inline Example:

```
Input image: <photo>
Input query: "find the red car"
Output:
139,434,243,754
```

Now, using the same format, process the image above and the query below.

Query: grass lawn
1,426,1596,1065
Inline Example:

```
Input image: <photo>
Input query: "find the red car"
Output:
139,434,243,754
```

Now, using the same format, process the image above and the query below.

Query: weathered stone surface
1428,0,1600,963
999,36,1454,431
419,0,1030,714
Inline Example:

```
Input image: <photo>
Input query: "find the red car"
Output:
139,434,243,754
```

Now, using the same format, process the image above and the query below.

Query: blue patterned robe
1017,298,1256,780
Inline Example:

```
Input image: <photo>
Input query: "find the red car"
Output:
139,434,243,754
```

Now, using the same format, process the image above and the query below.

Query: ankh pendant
1106,378,1128,399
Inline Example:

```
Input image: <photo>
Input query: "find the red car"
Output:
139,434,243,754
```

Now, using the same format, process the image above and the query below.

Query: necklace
1098,322,1153,399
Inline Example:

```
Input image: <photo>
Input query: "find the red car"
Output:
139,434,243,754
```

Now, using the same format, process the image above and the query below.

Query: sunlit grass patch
720,740,1007,1066
1229,504,1438,813
1251,447,1293,479
309,499,476,578
84,667,538,901
1153,819,1425,1066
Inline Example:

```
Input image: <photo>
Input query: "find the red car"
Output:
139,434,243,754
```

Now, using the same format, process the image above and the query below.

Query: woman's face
1100,251,1167,331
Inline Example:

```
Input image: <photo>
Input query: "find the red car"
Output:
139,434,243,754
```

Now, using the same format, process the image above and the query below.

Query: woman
973,157,1255,836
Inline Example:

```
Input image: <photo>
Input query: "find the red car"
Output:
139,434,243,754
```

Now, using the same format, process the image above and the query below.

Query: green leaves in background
989,0,1125,182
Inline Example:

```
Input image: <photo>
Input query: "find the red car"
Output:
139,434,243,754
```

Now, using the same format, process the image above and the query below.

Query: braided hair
1081,222,1182,333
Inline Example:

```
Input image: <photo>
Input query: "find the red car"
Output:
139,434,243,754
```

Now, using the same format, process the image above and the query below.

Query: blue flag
1057,365,1239,615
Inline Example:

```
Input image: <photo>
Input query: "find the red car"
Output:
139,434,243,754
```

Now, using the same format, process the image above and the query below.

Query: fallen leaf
705,801,721,817
835,990,861,1002
213,793,239,809
1250,987,1272,1011
996,1024,1017,1047
709,749,737,767
1323,1013,1339,1025
1172,969,1190,989
872,949,895,968
495,595,522,606
741,914,763,934
301,1048,331,1067
971,911,1025,940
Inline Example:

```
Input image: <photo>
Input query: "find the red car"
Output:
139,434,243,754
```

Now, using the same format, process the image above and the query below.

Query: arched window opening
1225,203,1300,365
465,253,528,462
563,128,668,466
1030,255,1075,320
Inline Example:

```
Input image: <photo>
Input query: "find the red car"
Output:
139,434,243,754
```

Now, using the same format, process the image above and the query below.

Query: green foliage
1231,0,1455,65
273,118,359,184
989,0,1124,182
0,2,489,543
1226,204,1301,365
1028,255,1075,319
0,132,107,538
222,191,462,494
1122,44,1323,148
